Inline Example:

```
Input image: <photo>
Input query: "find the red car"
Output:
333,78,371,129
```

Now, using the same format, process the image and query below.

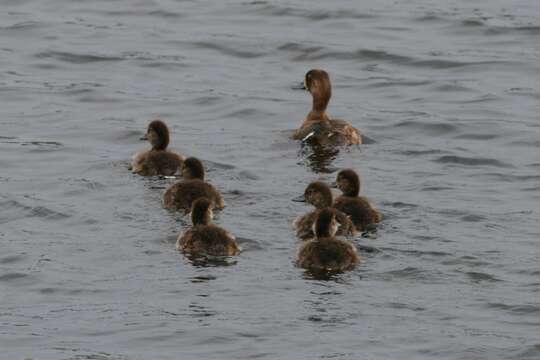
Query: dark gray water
1,0,540,359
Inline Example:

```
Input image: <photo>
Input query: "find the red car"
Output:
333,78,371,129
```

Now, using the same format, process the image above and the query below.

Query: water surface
1,0,540,359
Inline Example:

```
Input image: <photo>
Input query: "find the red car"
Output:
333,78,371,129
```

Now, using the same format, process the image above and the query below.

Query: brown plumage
163,157,225,212
132,119,184,176
177,198,240,256
333,169,383,231
297,208,360,272
293,181,356,240
292,69,362,146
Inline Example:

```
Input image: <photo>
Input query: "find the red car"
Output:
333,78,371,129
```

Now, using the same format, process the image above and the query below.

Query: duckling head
304,69,332,113
182,157,205,180
304,181,333,209
145,119,170,150
190,198,213,226
336,169,361,197
314,208,338,238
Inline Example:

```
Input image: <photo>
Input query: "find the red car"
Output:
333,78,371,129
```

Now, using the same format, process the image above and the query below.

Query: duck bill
292,194,306,202
140,133,148,141
292,82,307,90
329,182,338,189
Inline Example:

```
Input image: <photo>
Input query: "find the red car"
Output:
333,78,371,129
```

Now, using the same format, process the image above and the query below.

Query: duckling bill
132,119,184,176
292,69,362,146
177,198,240,256
163,157,225,212
297,208,359,272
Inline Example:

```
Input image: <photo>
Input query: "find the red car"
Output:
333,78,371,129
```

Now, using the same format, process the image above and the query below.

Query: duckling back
132,150,184,176
178,224,240,256
333,196,382,231
297,237,359,272
294,208,355,240
163,179,224,211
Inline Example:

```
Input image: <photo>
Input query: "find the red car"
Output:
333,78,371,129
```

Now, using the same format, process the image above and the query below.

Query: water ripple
434,155,512,168
35,51,124,64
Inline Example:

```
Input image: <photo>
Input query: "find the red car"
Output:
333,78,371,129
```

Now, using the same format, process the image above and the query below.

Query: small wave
0,272,28,282
454,133,498,140
87,9,182,18
475,173,540,182
434,155,512,168
433,83,474,92
380,266,440,281
191,41,266,59
461,18,485,27
442,255,489,267
366,79,432,88
460,214,486,222
511,344,540,360
252,4,376,21
204,160,236,170
487,302,540,314
398,149,445,156
485,25,540,36
385,201,419,209
379,248,450,257
0,255,25,264
508,139,540,147
0,135,17,140
35,51,123,64
1,21,46,31
0,198,71,223
421,186,454,191
415,14,445,22
394,120,457,135
465,271,501,282
291,48,412,63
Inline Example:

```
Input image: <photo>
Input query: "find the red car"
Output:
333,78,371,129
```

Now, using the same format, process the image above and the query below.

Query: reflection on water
184,253,239,268
298,142,340,174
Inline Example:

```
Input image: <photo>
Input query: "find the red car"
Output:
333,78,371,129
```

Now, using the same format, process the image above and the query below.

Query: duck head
336,169,361,197
190,198,213,226
182,157,205,180
144,119,170,150
304,69,332,115
294,181,334,209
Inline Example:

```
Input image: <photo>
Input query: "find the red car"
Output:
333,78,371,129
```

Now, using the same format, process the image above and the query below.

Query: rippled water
1,0,540,359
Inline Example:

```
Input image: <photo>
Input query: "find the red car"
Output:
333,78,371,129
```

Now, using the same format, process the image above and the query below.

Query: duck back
294,119,361,146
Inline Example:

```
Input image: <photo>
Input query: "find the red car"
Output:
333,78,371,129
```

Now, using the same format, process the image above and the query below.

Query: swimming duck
293,181,356,240
333,169,383,231
132,119,184,176
163,157,225,212
292,69,361,145
297,208,360,272
177,198,240,256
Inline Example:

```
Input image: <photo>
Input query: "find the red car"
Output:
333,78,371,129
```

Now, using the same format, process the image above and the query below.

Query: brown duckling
132,119,185,176
293,181,356,240
292,69,361,145
333,169,383,231
177,198,240,256
297,208,360,272
163,157,225,212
